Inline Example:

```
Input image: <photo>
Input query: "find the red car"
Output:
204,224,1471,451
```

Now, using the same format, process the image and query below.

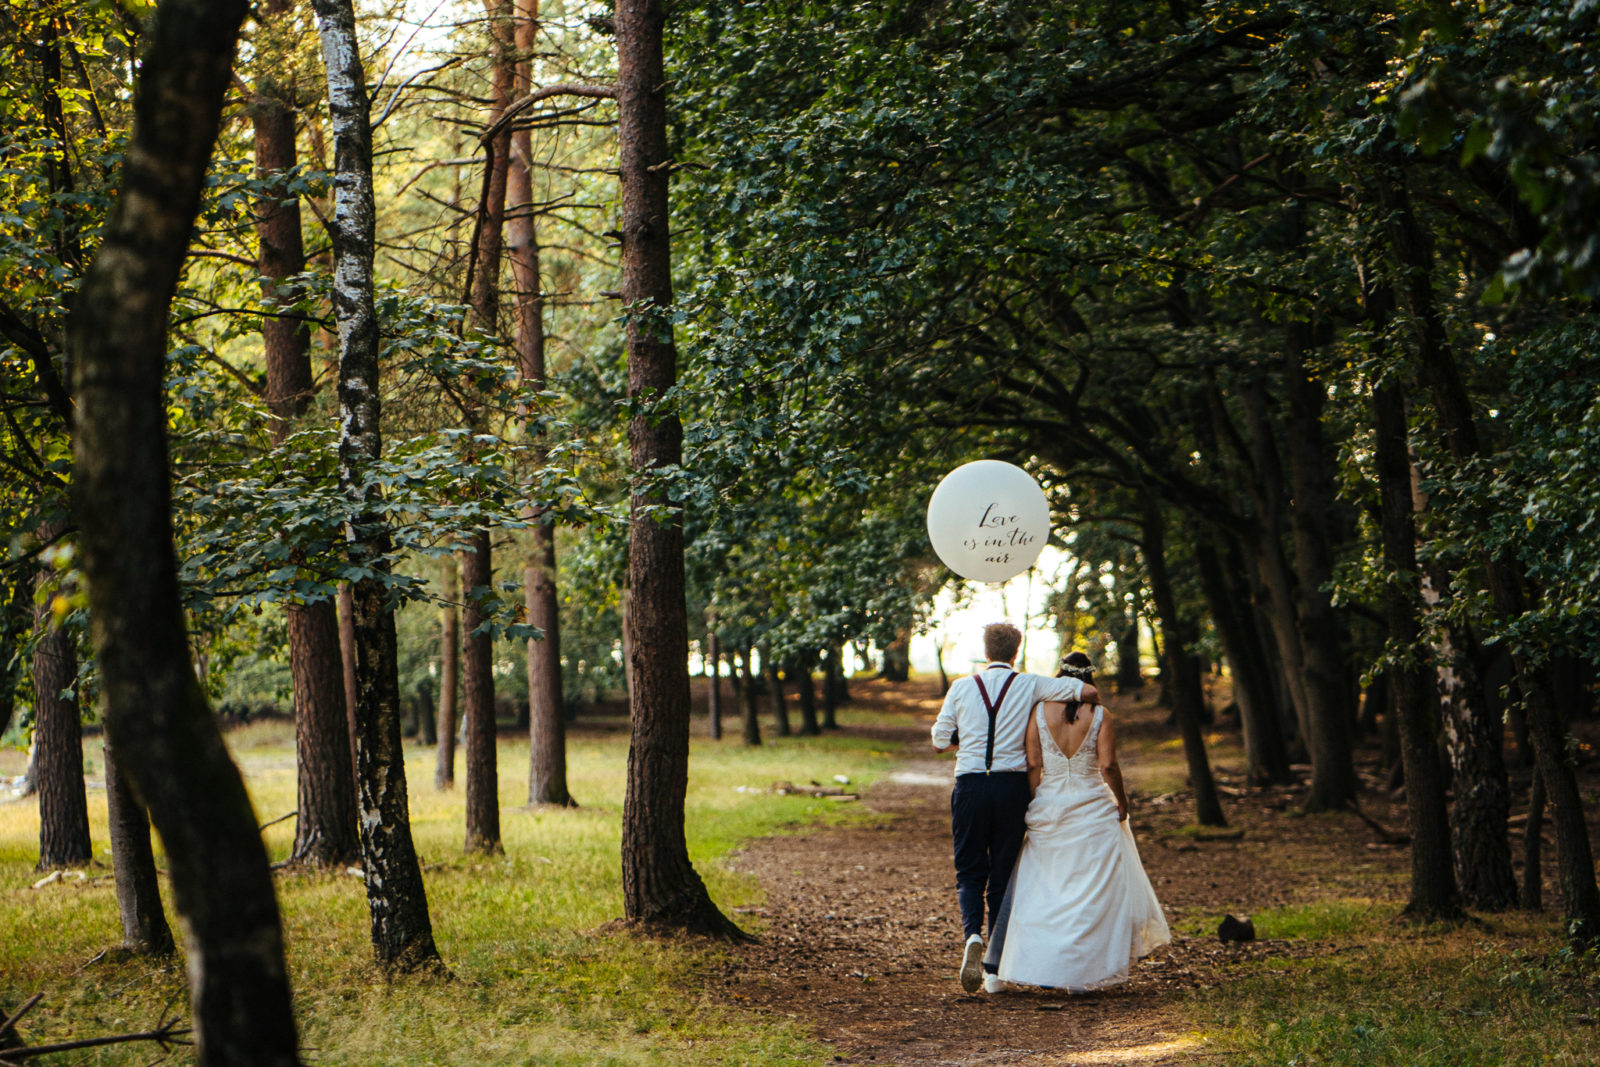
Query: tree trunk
1521,769,1545,911
337,582,360,786
287,600,359,865
1115,613,1142,693
1424,587,1515,910
794,654,820,736
1385,178,1598,942
740,647,762,747
0,570,31,742
436,555,459,789
1281,332,1359,810
1141,503,1226,827
615,0,739,938
252,0,359,870
821,646,841,729
461,530,502,853
1372,375,1462,921
706,630,723,740
1193,533,1291,785
104,734,174,954
765,649,790,737
314,0,443,971
33,553,91,871
506,0,572,803
67,0,301,1056
417,679,437,745
881,627,910,682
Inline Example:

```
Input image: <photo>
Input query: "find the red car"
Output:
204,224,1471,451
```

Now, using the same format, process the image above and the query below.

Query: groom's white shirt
932,663,1087,776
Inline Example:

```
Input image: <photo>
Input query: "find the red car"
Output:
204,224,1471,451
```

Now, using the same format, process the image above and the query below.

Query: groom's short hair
983,622,1022,664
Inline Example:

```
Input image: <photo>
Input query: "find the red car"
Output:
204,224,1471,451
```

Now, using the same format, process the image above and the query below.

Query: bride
983,651,1170,992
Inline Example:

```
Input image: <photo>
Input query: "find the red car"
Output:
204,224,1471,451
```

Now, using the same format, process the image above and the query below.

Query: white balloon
926,460,1050,583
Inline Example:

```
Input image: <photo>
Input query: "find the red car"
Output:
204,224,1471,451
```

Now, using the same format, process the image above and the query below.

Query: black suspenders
972,670,1019,773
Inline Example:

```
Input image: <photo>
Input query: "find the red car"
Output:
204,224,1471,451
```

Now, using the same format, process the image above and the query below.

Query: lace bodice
1037,703,1103,780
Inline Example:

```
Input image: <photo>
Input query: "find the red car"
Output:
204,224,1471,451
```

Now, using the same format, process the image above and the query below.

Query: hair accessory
1058,653,1095,681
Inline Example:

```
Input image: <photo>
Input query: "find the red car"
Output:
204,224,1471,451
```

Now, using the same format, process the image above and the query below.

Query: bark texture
104,735,175,954
616,0,740,937
32,561,91,870
287,601,358,865
314,0,442,971
67,0,300,1058
461,530,502,854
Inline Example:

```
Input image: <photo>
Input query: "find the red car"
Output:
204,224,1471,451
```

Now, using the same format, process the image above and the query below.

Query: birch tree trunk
616,0,739,936
67,0,299,1057
313,0,442,971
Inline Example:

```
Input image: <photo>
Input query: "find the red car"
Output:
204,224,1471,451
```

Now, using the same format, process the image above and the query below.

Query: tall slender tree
252,0,359,868
509,0,574,807
313,0,443,971
31,544,90,871
67,0,299,1057
615,0,739,936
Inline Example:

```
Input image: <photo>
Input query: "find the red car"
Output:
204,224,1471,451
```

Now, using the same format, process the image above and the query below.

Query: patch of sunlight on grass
0,721,899,1064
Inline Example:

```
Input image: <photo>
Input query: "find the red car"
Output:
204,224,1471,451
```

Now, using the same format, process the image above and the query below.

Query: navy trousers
950,771,1030,952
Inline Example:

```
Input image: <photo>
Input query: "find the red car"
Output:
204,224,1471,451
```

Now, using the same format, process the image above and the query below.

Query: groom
931,622,1098,993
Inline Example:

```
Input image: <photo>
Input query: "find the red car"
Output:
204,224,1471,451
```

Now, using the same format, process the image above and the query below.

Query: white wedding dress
985,704,1170,991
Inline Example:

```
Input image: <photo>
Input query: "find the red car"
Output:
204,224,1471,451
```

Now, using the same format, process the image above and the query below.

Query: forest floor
711,676,1600,1066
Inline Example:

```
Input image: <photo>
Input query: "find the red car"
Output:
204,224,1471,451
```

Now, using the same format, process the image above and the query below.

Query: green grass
1180,901,1600,1066
0,721,899,1064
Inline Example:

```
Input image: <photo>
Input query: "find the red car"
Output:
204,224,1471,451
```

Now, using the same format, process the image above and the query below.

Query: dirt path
715,682,1414,1065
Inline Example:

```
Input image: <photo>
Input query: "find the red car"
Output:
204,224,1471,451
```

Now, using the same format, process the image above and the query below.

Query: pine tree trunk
1372,375,1462,920
314,0,443,971
614,0,739,937
461,530,502,853
506,0,572,807
33,554,91,871
1141,503,1226,826
67,0,301,1055
104,734,174,954
435,556,459,789
287,600,359,865
1115,614,1142,692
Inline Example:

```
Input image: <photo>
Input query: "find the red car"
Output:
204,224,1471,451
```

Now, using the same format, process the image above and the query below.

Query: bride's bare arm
1025,712,1043,796
1098,713,1129,821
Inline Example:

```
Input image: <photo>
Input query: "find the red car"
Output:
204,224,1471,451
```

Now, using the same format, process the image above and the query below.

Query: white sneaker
959,934,985,993
983,973,1006,994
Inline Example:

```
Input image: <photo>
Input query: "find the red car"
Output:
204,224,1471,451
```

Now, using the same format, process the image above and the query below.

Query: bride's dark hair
1056,651,1095,724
